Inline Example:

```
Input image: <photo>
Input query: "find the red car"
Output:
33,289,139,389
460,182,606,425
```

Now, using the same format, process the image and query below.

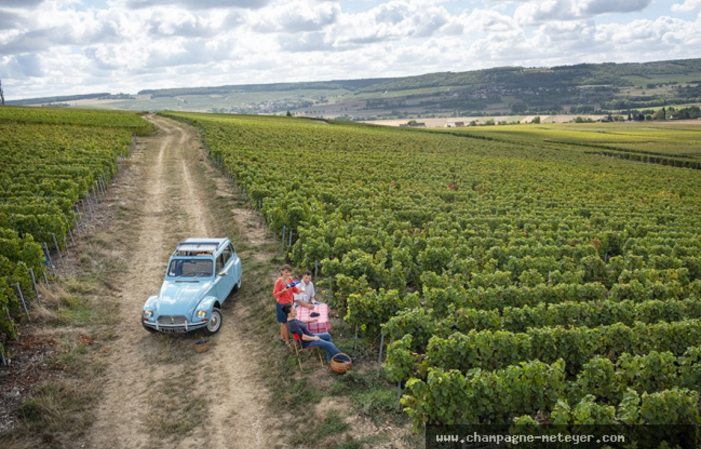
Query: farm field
454,121,701,164
365,115,608,127
163,111,701,441
55,89,354,113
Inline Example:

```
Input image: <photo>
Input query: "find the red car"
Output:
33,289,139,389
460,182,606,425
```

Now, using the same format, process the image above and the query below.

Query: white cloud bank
0,0,699,99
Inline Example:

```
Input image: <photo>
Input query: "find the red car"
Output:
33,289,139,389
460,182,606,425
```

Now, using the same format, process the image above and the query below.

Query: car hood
155,280,212,318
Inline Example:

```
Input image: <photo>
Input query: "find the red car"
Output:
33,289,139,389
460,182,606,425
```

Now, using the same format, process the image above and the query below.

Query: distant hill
359,59,701,92
6,58,701,120
137,78,396,98
6,93,111,105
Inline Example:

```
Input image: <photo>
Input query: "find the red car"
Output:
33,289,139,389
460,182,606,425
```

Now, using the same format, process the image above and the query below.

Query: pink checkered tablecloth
296,303,331,334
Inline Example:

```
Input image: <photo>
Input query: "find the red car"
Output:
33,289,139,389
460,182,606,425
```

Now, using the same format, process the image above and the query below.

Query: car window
216,255,224,273
221,246,231,266
228,243,235,255
169,259,213,277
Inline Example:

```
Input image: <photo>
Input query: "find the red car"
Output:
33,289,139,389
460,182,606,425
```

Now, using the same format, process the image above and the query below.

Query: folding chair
291,333,325,372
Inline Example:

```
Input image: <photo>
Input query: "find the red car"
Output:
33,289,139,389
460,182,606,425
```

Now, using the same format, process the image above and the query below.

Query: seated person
294,270,322,309
283,303,350,364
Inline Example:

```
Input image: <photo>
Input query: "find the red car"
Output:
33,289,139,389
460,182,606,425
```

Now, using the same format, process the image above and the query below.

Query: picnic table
296,303,331,334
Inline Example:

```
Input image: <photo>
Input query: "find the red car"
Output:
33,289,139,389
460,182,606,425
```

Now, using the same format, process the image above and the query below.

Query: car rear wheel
204,308,223,335
233,275,242,293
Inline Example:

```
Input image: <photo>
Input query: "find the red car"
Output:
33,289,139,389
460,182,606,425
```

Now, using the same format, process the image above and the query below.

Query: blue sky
0,0,700,99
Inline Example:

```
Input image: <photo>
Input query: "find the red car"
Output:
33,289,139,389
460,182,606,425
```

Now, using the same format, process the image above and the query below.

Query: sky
0,0,700,100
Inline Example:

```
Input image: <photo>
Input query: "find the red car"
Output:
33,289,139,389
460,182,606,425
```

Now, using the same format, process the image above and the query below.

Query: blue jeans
307,333,347,363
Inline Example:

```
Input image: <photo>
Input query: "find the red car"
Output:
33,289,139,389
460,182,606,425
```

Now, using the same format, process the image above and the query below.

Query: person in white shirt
294,270,317,309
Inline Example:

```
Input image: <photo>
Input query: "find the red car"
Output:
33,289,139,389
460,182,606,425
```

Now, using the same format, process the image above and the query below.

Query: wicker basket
330,353,352,374
195,339,210,353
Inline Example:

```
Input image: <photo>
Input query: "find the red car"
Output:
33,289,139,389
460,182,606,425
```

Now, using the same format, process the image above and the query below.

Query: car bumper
142,321,208,334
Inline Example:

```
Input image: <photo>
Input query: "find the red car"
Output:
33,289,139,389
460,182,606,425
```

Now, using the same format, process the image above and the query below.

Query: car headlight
196,310,207,318
143,310,153,319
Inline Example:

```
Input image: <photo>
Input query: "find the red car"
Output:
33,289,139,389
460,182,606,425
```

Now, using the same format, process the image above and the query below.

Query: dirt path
87,115,277,449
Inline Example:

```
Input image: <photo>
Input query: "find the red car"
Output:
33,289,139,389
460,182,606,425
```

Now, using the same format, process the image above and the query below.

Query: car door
225,243,241,286
213,247,235,299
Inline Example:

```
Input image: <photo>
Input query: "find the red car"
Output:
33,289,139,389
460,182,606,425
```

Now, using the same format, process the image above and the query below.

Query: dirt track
87,115,276,449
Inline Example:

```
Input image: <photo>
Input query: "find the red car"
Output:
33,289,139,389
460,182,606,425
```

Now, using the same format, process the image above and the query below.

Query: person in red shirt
274,264,298,345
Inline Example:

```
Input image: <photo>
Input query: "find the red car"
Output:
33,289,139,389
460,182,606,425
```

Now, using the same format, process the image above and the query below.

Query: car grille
157,315,188,325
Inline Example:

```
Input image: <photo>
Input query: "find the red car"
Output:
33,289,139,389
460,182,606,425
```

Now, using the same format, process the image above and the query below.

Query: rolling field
452,121,701,164
58,89,353,113
162,111,701,438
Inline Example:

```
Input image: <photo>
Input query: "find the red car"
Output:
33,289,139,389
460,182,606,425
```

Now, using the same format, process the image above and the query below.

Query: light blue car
141,238,242,335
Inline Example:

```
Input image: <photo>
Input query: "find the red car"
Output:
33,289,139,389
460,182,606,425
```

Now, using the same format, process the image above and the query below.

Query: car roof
173,238,229,256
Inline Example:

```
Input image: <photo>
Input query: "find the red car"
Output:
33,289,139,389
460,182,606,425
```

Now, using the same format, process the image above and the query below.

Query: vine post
396,382,402,410
72,209,79,232
39,263,49,287
51,233,64,260
15,284,29,321
281,226,286,252
4,306,15,341
43,243,55,276
29,268,40,302
377,333,385,375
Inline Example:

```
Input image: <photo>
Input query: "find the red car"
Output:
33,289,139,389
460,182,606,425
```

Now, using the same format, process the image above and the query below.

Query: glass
168,259,214,277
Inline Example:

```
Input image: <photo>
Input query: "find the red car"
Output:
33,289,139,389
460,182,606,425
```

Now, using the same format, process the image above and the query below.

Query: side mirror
217,271,226,277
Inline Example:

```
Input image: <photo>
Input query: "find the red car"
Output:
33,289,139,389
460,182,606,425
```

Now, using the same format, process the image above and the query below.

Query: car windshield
168,259,213,278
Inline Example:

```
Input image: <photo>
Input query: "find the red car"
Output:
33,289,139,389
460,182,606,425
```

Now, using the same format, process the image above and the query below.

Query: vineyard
162,111,701,437
456,122,701,170
0,106,153,356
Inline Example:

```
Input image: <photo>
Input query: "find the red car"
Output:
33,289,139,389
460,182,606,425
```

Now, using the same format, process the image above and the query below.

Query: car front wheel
204,308,223,335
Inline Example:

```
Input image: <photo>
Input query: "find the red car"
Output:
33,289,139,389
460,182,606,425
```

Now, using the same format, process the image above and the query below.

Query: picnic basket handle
330,353,352,374
331,353,350,362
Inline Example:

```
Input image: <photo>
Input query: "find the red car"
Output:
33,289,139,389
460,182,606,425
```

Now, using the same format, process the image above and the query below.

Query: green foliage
534,388,700,426
0,105,154,135
0,107,151,342
570,348,701,404
0,278,17,340
161,110,701,430
424,320,701,376
511,100,528,113
345,289,419,336
402,360,566,429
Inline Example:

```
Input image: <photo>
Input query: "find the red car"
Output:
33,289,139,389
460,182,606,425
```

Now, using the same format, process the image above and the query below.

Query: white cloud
515,0,653,25
331,1,453,47
278,31,332,52
672,0,701,12
595,15,701,54
122,0,270,10
145,10,221,37
577,0,652,15
252,1,340,33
